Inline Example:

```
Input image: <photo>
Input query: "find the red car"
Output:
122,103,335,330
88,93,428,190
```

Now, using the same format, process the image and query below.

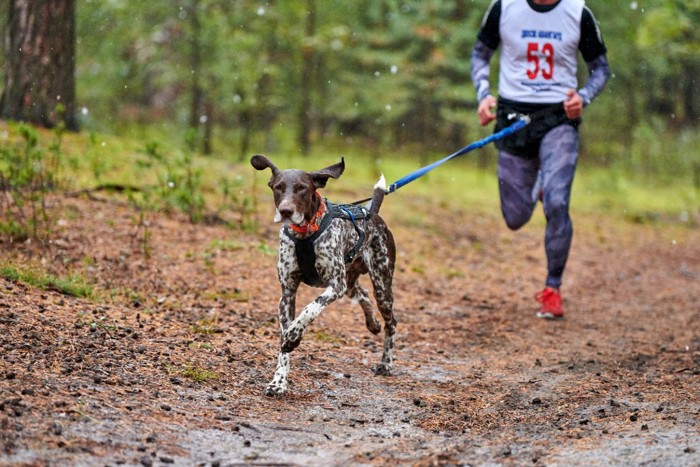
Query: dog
251,154,397,396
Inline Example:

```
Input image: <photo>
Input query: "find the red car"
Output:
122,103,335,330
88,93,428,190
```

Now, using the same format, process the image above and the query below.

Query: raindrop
390,65,398,74
257,7,266,16
374,71,381,77
630,1,638,10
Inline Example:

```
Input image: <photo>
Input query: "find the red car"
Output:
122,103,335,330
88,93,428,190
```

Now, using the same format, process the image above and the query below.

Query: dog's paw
372,363,393,376
264,382,287,397
281,325,304,353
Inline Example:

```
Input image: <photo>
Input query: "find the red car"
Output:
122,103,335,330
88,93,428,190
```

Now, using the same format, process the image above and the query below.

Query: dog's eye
273,182,286,192
293,184,307,194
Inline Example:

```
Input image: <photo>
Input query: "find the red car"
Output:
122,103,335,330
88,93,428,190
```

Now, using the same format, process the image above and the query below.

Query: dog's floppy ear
311,157,345,189
250,154,279,175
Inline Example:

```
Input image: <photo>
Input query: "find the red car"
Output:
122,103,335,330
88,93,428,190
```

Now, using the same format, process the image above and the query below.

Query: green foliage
180,365,218,383
637,0,700,58
217,174,256,231
256,241,277,257
0,123,62,242
67,0,699,179
137,140,205,222
132,212,153,260
1,1,697,234
1,263,94,299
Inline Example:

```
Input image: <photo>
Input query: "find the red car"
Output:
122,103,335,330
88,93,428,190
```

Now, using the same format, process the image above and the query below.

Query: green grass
0,264,94,299
312,331,342,343
574,166,698,224
1,120,697,233
255,136,697,229
1,120,696,309
180,365,219,383
192,313,219,335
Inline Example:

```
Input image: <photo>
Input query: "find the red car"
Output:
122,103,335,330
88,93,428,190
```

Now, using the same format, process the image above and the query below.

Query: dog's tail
366,174,387,215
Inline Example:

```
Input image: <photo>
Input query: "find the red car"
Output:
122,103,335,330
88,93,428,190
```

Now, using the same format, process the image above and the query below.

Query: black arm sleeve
579,6,607,62
477,0,501,50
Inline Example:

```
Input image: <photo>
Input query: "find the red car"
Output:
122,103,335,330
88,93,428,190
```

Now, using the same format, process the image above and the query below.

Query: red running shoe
534,287,564,319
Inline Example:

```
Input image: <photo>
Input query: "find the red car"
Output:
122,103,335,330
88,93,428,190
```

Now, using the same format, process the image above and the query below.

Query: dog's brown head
251,154,345,226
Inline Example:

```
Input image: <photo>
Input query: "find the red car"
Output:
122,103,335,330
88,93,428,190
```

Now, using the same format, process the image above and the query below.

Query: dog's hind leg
346,266,381,335
372,284,396,376
348,282,381,335
367,228,397,376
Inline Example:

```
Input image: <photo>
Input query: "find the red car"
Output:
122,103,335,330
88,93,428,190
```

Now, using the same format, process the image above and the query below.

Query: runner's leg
539,125,579,289
497,150,539,230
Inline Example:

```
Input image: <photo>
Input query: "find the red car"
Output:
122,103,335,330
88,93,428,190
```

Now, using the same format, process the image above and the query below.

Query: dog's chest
281,220,366,287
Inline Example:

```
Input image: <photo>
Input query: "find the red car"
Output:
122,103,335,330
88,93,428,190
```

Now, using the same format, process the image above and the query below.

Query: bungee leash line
384,115,530,195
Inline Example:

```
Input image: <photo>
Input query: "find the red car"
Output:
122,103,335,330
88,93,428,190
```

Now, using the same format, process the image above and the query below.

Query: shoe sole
536,311,564,319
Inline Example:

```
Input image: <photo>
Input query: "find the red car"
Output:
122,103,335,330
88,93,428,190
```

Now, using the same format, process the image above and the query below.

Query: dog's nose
278,207,294,219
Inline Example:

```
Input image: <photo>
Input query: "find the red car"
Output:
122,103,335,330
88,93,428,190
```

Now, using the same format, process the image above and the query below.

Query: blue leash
385,115,530,195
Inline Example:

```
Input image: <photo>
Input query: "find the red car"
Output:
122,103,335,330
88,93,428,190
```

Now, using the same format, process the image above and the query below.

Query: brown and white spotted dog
251,154,397,396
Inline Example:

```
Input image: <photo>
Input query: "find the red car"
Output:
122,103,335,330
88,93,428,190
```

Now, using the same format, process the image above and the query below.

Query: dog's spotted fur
251,154,397,396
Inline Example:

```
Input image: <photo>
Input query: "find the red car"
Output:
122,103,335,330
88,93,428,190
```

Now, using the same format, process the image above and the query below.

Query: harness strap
284,199,369,286
339,206,366,264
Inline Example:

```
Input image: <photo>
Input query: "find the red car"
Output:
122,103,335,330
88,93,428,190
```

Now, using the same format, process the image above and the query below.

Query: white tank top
498,0,584,103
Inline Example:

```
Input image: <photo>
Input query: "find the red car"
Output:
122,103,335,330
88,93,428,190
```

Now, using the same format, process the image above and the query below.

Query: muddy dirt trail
1,194,699,466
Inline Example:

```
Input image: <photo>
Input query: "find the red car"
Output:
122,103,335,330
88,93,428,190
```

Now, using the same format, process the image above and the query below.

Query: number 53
526,42,554,80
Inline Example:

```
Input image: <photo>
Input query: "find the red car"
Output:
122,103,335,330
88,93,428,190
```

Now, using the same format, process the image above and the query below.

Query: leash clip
508,112,531,124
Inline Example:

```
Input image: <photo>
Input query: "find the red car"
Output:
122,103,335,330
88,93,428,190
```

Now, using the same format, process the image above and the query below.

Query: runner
470,0,611,318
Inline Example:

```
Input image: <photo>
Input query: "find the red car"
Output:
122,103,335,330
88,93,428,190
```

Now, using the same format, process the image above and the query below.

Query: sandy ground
1,191,698,466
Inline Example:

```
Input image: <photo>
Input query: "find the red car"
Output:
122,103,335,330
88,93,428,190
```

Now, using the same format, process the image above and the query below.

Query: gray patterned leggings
497,124,579,289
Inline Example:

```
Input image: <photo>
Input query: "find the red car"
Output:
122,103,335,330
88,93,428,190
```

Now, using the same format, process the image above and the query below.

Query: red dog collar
288,192,326,236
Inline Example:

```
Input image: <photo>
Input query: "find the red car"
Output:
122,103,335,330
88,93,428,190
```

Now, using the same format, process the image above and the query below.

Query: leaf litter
1,195,698,465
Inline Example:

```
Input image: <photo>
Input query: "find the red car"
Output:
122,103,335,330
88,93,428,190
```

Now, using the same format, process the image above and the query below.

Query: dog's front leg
266,238,299,397
281,278,346,353
265,286,297,397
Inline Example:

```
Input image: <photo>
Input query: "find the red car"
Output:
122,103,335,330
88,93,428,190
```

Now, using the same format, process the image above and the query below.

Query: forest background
0,0,699,225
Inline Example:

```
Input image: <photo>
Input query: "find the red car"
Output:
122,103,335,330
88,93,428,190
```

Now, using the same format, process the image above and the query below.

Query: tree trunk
297,0,315,155
188,0,202,131
682,61,698,125
202,97,213,155
1,0,78,131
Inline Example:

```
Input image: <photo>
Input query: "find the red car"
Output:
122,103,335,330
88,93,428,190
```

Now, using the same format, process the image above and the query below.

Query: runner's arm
471,0,501,102
578,55,611,107
470,40,496,102
577,6,610,106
